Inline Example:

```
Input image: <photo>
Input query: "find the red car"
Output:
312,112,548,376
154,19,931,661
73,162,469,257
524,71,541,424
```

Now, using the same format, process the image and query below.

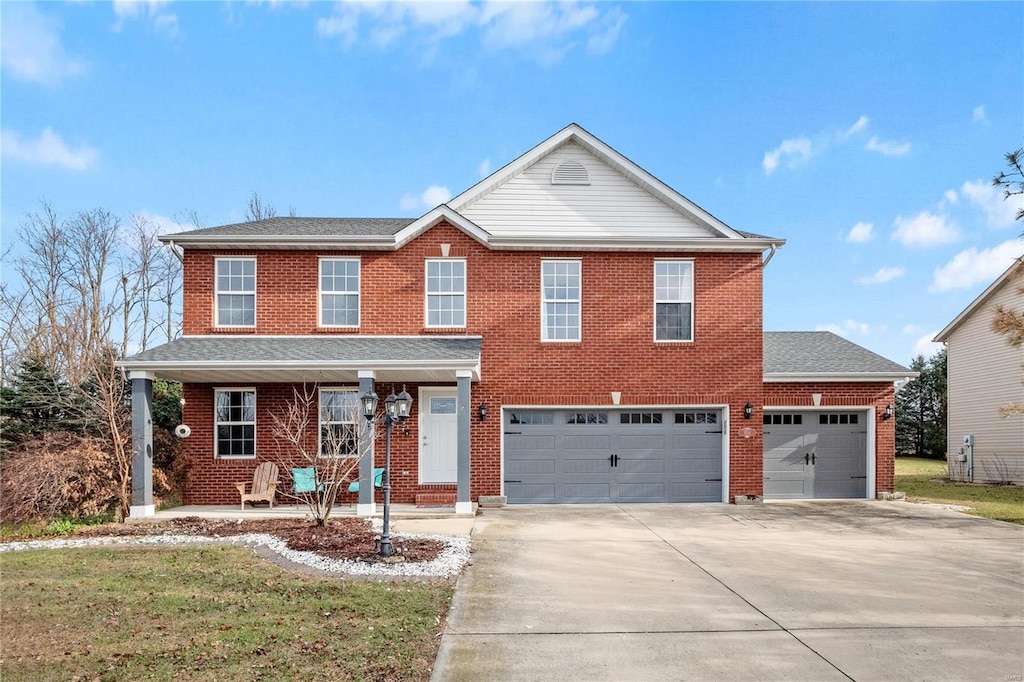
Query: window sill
422,327,468,334
316,327,361,333
215,455,257,460
211,327,256,334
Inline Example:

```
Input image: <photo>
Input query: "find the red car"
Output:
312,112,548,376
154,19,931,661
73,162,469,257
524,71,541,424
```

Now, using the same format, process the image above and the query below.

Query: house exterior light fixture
744,402,753,420
361,386,412,557
478,402,487,421
883,404,893,420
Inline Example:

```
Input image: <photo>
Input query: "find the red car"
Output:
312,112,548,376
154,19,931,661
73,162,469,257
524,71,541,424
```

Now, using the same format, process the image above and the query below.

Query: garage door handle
609,454,619,467
811,453,816,464
805,453,810,465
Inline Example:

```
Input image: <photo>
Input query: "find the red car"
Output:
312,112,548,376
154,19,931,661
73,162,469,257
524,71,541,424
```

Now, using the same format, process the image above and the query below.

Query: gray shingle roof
168,217,415,238
764,332,911,375
122,336,481,365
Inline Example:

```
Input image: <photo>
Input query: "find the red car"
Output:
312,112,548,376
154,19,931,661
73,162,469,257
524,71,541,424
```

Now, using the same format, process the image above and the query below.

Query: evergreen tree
895,348,947,458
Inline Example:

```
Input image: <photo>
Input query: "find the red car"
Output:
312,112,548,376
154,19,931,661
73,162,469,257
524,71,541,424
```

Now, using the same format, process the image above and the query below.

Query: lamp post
361,385,412,557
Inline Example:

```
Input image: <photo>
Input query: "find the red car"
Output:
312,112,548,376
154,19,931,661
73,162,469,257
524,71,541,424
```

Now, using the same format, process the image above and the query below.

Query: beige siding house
935,260,1024,484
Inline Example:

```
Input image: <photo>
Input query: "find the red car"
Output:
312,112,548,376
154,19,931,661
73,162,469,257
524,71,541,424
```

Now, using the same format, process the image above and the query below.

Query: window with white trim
320,258,360,327
425,259,466,327
654,260,693,341
541,259,581,341
216,258,256,327
215,389,256,458
319,389,359,457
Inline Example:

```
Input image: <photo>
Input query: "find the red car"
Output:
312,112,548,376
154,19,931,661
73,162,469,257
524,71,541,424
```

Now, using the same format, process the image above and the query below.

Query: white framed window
541,259,581,341
215,257,256,327
319,388,360,457
214,388,256,458
654,260,693,342
425,259,466,327
320,258,360,327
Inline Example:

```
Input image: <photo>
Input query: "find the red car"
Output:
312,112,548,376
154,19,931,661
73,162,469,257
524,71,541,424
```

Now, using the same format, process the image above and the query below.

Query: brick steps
415,491,456,508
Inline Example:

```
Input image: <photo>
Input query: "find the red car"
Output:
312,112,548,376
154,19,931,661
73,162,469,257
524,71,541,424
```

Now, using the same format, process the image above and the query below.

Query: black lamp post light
361,385,412,557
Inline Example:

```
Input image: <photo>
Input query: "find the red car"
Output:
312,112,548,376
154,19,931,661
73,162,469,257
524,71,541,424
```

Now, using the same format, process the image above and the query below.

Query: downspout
762,243,778,268
167,239,184,264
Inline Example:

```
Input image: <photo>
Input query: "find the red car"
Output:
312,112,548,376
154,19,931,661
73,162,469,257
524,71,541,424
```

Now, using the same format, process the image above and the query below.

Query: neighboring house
119,123,913,517
935,260,1024,485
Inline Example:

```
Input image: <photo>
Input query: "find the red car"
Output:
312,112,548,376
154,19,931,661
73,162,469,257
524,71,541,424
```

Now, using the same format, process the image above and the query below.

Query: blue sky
3,1,1022,366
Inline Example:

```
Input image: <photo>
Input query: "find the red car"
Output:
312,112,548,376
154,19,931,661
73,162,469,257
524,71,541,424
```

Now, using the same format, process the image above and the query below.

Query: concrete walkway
433,502,1024,681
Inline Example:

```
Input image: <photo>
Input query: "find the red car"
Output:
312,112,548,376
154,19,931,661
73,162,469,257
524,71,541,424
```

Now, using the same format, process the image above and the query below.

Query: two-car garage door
504,408,723,504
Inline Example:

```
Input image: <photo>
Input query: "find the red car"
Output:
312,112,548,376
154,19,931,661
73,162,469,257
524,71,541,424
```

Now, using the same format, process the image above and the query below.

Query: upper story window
541,259,581,341
320,388,360,457
216,257,256,327
320,258,360,327
654,260,693,342
425,259,466,327
215,388,256,458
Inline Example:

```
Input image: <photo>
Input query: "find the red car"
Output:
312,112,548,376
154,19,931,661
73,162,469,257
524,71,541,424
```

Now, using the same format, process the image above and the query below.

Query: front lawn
895,456,1024,525
0,545,453,681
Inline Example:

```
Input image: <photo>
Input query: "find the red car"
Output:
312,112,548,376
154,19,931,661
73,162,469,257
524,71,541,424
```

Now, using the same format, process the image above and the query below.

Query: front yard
896,457,1024,525
0,545,453,681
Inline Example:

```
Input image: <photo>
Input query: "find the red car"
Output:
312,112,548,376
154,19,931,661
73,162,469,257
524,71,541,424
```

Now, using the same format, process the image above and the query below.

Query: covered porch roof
118,335,483,383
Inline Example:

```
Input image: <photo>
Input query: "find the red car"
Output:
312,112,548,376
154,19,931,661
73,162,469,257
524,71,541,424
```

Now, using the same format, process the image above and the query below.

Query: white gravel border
0,532,471,579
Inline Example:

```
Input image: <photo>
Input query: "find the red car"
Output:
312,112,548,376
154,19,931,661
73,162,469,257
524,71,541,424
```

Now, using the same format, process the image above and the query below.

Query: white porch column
129,371,156,518
357,370,376,517
456,370,473,514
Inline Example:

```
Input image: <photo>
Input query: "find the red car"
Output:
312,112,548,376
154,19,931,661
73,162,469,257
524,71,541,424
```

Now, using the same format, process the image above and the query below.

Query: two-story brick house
120,124,913,517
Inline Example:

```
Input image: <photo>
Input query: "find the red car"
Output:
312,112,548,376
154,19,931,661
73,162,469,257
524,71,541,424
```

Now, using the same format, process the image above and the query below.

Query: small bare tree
246,192,277,221
268,384,372,526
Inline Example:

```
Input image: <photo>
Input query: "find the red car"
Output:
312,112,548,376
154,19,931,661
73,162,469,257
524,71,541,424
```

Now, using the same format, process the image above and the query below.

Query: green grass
0,546,453,681
1,513,115,541
895,456,1024,525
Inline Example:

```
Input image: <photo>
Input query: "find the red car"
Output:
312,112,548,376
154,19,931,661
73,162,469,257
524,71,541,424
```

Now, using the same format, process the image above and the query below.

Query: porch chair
292,467,324,496
348,467,386,493
235,462,280,510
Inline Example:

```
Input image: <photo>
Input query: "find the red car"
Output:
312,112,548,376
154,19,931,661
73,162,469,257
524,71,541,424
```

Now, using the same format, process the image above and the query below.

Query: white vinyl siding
460,142,714,239
214,388,256,458
319,388,359,458
654,260,694,342
425,259,466,327
320,258,360,327
541,260,581,341
215,258,255,327
945,279,1024,484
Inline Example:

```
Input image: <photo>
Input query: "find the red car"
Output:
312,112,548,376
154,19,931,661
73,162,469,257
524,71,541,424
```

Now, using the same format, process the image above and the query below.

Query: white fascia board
934,258,1022,342
118,359,481,381
157,234,397,249
488,235,784,252
392,206,491,249
764,372,920,383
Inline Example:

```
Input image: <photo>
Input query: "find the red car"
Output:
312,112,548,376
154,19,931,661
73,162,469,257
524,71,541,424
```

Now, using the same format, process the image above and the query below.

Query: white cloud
113,0,180,37
816,319,872,337
478,158,491,178
1,4,85,86
763,137,812,176
857,267,905,285
316,1,626,64
135,210,183,236
866,136,911,157
891,211,960,248
400,184,452,212
840,115,870,139
846,221,874,243
1,127,98,170
959,179,1023,230
929,239,1024,292
972,105,987,124
913,332,943,358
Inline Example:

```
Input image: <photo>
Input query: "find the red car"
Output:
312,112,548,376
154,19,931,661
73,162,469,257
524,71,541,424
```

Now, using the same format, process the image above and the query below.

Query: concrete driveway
432,502,1023,681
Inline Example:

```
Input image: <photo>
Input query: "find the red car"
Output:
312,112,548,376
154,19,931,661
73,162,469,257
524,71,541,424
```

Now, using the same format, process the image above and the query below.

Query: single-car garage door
504,408,723,504
763,411,868,499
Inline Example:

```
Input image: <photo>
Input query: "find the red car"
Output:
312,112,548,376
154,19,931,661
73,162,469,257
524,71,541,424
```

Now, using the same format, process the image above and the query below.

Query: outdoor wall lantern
361,385,412,557
478,402,488,422
743,402,753,420
883,404,893,420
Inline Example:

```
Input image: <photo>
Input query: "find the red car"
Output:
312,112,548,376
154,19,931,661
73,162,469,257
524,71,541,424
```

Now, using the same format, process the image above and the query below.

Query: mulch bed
54,517,446,564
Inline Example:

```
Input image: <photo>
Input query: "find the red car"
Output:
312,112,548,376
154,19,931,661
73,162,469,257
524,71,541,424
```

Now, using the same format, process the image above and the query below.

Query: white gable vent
551,160,590,185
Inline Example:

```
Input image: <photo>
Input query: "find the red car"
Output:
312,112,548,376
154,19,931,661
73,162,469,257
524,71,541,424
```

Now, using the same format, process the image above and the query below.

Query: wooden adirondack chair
235,462,279,510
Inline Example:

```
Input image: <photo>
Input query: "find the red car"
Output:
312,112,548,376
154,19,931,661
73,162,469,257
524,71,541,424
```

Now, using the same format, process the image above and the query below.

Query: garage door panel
505,408,723,504
765,479,809,497
563,435,610,449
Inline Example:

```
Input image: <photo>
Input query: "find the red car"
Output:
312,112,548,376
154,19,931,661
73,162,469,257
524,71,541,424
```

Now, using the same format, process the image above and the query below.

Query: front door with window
419,388,458,483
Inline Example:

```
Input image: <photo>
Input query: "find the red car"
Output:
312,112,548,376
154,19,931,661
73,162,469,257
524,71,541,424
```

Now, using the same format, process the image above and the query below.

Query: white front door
419,387,458,483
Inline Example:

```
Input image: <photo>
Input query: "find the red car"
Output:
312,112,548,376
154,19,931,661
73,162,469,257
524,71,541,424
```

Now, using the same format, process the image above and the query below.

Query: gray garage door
504,408,723,504
763,411,867,499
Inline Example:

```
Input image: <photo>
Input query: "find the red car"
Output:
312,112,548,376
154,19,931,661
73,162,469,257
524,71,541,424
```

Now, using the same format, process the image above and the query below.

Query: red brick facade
178,221,893,504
